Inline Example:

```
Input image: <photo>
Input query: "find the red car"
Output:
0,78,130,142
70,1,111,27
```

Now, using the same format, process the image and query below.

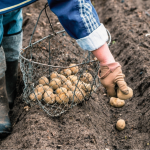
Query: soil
0,0,150,149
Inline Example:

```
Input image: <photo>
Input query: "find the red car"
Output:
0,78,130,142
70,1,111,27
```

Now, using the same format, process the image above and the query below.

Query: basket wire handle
29,3,55,48
28,3,56,83
45,3,56,35
28,4,46,84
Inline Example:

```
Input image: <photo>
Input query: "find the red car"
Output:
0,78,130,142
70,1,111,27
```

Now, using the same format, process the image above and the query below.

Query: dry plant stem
92,42,115,65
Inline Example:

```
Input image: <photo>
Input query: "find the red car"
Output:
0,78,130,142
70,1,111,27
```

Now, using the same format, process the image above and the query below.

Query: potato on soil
39,76,49,85
49,78,61,90
34,84,44,94
67,75,78,84
82,83,91,92
110,97,125,108
69,64,79,74
43,91,55,104
50,71,58,79
116,119,126,131
60,69,72,76
117,87,133,100
43,85,53,93
63,80,72,90
57,74,67,83
56,87,67,94
29,92,42,101
81,73,93,83
55,93,69,104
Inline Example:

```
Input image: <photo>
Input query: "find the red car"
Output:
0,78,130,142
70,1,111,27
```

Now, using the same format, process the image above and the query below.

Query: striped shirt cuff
76,24,108,51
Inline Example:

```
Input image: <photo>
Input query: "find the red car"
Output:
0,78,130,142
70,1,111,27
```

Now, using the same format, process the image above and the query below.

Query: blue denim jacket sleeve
0,0,108,51
48,0,108,51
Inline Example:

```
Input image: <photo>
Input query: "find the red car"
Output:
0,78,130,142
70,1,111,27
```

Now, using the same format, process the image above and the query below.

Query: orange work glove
98,62,129,97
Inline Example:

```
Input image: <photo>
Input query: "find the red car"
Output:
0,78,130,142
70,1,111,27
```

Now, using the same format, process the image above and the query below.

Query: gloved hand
98,62,129,97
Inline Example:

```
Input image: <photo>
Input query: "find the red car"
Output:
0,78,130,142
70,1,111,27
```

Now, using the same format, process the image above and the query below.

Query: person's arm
48,0,108,51
48,0,130,97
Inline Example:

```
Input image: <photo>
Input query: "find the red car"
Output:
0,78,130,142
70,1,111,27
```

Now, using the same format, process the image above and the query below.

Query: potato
68,90,84,103
67,75,78,84
68,91,73,100
57,74,67,83
110,97,125,108
36,92,43,100
63,80,72,90
39,76,49,85
74,80,84,89
43,85,49,91
60,69,72,76
82,83,91,92
80,89,86,97
35,84,43,88
55,93,69,104
70,86,79,92
34,84,44,94
73,91,84,103
29,92,42,101
117,87,133,100
69,64,79,74
49,78,61,90
43,85,53,93
29,93,36,101
56,87,67,94
50,71,58,79
43,91,55,104
81,73,93,83
116,119,126,131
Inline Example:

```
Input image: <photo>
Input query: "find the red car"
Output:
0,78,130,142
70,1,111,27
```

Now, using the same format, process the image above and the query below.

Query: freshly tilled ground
0,0,150,149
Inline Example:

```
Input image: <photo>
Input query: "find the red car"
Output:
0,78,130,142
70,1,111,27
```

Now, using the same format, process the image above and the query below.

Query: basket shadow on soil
0,0,150,149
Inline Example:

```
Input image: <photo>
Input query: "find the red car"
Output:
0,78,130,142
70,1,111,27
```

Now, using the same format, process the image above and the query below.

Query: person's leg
2,9,23,109
0,15,11,138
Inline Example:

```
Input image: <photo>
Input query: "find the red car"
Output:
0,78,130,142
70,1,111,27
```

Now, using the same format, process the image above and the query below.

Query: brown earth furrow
0,0,150,149
95,0,150,149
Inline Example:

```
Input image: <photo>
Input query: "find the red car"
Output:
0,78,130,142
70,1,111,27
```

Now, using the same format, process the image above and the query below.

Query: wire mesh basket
20,4,111,117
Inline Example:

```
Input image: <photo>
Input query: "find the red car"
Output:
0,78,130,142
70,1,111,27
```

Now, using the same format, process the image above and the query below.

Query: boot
0,74,12,137
5,60,18,109
1,32,22,109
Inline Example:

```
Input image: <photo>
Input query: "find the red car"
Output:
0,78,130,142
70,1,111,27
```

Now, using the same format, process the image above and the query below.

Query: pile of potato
29,63,93,105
